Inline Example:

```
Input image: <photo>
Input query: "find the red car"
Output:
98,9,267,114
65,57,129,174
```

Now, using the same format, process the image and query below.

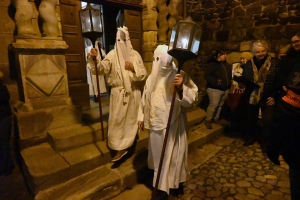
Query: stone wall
191,0,300,63
142,0,300,65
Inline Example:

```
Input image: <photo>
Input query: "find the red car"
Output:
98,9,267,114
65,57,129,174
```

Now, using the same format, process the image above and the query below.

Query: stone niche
12,39,82,148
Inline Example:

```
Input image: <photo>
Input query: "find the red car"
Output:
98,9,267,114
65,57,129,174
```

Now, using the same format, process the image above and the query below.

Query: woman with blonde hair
240,40,278,151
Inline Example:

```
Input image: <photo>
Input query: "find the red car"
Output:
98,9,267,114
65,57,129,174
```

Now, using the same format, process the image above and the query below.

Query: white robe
88,49,147,150
86,43,107,95
138,68,198,194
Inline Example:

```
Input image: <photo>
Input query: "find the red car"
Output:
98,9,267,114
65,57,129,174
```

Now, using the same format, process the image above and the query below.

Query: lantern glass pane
190,25,202,54
91,10,102,32
168,25,177,51
80,10,92,32
176,23,192,50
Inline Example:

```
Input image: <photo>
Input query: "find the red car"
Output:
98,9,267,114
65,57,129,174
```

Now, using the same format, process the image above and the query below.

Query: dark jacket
204,60,232,91
267,48,300,169
241,55,278,105
0,83,12,119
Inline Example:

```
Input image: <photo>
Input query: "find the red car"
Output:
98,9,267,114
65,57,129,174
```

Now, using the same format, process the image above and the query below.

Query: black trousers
245,104,274,143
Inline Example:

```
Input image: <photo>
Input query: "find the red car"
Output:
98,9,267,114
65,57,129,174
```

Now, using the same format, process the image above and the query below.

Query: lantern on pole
152,16,202,200
79,3,105,141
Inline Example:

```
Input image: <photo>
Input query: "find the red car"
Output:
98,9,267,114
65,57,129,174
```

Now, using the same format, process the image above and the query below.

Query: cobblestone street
179,138,291,200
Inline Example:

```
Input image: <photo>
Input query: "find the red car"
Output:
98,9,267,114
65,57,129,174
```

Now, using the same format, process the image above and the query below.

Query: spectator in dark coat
267,31,300,200
241,40,278,151
204,49,232,129
0,71,14,176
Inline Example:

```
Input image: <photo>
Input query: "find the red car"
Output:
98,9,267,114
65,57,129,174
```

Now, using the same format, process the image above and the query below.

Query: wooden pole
152,61,184,200
93,42,105,141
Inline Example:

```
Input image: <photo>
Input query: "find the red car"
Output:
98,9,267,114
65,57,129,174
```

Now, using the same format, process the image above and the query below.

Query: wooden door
123,10,143,54
59,0,90,110
116,9,143,54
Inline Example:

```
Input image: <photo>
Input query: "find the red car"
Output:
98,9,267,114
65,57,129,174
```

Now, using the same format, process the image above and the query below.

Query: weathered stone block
223,18,236,29
226,52,243,64
207,20,222,30
288,5,295,11
279,18,290,25
237,16,253,28
278,6,287,14
290,16,300,24
222,42,239,51
241,0,253,6
261,0,277,6
229,29,247,42
201,41,222,52
268,12,279,19
204,0,216,9
204,13,213,20
216,30,230,42
144,62,152,76
284,24,300,38
247,27,266,40
286,0,298,5
240,41,253,52
263,4,278,14
143,31,157,47
271,18,278,25
21,143,71,193
201,31,212,41
270,39,291,53
234,7,245,17
279,12,289,19
264,26,283,40
212,13,219,19
216,0,228,4
231,1,241,8
255,19,272,26
15,104,82,143
253,14,261,20
219,11,229,18
143,51,154,62
246,2,262,15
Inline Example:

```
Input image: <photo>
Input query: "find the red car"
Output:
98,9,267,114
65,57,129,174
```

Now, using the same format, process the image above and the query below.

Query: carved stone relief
11,0,61,38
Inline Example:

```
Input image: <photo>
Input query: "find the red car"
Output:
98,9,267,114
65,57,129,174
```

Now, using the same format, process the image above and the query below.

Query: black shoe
205,120,212,129
153,189,168,200
243,138,256,146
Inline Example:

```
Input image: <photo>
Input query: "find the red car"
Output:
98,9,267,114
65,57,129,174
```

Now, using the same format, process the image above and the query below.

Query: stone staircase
20,98,224,200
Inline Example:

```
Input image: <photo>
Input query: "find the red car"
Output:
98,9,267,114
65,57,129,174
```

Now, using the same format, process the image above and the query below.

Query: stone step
32,109,224,200
21,126,151,195
47,122,108,151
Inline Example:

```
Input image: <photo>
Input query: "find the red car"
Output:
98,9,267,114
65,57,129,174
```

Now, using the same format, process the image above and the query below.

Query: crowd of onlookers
192,31,300,200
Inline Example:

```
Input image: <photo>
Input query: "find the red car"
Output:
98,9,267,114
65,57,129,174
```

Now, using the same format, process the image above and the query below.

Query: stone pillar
12,39,82,148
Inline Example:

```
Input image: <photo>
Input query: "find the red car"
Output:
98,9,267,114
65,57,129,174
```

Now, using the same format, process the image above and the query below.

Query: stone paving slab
112,134,291,200
180,139,290,200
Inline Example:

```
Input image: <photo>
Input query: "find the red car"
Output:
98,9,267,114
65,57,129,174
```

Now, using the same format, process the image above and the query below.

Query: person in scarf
137,45,198,199
88,26,147,162
267,31,300,200
241,40,278,150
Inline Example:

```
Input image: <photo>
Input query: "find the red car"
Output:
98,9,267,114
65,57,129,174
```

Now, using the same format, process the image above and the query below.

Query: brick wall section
190,0,300,62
